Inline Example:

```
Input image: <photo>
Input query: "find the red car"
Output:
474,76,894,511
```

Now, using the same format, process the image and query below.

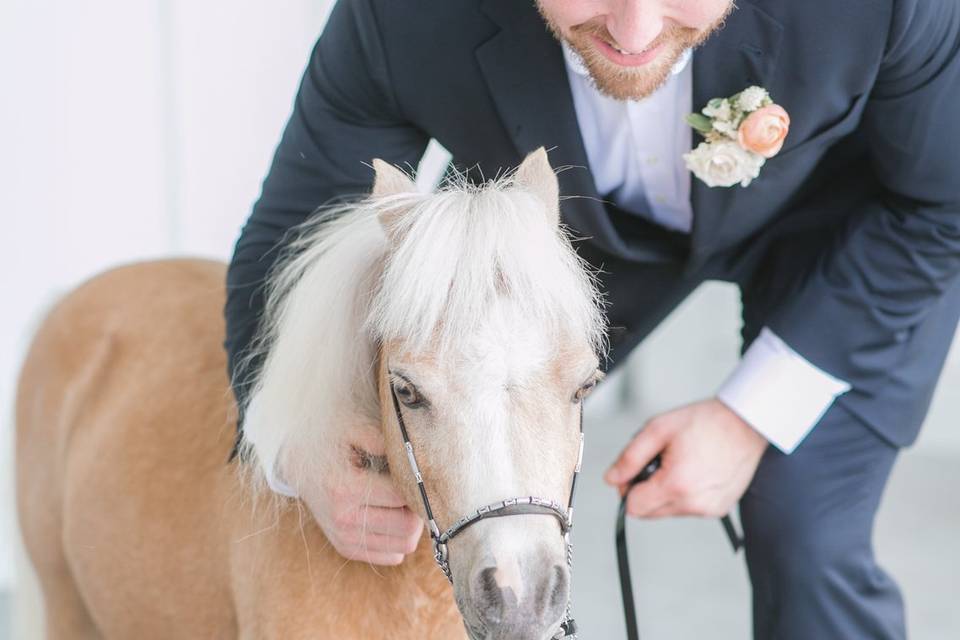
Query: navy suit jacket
226,0,960,447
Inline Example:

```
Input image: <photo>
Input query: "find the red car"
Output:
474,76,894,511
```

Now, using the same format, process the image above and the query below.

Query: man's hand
300,429,423,566
605,398,769,518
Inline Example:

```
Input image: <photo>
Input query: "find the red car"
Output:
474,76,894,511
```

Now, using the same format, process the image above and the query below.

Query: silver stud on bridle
389,375,582,638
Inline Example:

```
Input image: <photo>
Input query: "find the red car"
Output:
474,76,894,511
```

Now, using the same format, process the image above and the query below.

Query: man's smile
590,34,664,66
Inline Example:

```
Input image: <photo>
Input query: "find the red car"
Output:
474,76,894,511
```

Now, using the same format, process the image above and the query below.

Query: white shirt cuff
716,327,852,454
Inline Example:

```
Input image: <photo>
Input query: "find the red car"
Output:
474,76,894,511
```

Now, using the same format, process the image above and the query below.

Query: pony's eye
394,381,425,409
573,378,598,403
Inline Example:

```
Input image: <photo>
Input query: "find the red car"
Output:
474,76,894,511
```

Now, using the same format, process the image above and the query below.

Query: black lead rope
615,455,744,640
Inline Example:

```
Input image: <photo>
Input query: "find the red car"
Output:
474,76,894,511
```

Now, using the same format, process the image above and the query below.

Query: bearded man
224,1,960,637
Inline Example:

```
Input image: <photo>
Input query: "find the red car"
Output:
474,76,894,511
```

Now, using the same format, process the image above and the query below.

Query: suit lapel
476,0,639,257
689,1,784,264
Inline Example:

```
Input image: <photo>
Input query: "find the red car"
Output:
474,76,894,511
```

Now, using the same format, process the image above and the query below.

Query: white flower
702,97,732,122
704,130,726,144
711,117,740,139
683,140,766,188
736,86,769,112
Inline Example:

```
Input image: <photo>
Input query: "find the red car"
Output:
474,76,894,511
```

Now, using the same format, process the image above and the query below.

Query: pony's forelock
368,177,605,355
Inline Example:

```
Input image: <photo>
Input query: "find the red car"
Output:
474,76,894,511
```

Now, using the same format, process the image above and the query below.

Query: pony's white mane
239,173,606,493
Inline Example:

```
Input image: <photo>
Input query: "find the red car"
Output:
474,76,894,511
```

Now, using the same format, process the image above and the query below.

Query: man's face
537,0,734,100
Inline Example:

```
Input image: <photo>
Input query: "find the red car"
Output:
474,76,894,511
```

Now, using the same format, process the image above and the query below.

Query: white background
0,0,340,591
1,0,958,617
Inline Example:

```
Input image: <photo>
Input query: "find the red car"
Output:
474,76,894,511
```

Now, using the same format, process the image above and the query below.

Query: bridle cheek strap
388,378,582,639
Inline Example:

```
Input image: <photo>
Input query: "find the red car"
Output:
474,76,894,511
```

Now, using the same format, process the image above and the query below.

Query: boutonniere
683,86,790,188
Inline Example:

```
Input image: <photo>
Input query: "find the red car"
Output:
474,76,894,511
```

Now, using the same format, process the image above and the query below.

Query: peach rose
737,104,790,158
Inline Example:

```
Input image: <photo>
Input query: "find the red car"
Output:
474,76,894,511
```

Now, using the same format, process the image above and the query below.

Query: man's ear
371,159,417,238
513,147,559,225
371,159,416,198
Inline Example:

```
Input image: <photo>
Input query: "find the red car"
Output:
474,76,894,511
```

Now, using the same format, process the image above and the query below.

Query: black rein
616,455,744,640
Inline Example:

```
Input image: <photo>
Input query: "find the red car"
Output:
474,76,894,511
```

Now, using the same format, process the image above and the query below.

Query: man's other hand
605,398,769,518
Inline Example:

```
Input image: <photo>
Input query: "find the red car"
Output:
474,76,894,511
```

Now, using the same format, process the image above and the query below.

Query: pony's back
16,259,239,637
15,258,461,639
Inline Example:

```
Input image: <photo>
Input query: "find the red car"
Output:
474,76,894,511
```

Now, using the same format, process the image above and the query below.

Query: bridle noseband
388,375,581,639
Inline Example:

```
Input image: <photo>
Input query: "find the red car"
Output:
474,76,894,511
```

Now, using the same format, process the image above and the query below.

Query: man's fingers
335,476,409,509
333,529,421,557
335,546,406,566
624,475,673,518
644,499,717,519
345,506,424,538
627,476,723,518
605,419,672,486
363,552,405,566
643,502,682,519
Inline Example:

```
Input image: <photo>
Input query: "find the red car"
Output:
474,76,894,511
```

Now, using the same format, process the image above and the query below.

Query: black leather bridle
616,455,744,640
388,374,582,638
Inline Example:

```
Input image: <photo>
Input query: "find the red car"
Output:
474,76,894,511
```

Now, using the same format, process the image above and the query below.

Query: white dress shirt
563,45,851,453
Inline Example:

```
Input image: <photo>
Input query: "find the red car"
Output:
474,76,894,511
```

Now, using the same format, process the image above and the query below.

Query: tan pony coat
16,259,464,639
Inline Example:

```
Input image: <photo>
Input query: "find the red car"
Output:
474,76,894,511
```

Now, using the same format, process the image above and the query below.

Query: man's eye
394,382,425,408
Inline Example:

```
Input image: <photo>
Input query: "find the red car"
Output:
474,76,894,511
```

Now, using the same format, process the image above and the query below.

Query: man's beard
538,4,733,101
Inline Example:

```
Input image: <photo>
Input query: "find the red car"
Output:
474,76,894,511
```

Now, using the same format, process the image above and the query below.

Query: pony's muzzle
469,559,569,639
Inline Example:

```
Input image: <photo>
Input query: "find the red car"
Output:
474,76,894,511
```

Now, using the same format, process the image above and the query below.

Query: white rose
683,140,766,188
736,86,769,113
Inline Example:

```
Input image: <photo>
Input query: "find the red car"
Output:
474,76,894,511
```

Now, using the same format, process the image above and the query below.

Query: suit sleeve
224,0,429,419
763,0,960,393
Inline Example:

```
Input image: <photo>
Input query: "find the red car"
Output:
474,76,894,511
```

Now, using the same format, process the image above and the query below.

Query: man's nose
607,2,665,53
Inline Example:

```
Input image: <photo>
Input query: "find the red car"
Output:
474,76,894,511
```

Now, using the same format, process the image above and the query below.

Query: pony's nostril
472,566,505,625
478,567,500,602
535,564,569,621
549,564,569,610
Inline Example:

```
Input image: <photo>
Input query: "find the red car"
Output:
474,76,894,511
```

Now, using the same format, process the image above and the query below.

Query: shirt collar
561,41,692,80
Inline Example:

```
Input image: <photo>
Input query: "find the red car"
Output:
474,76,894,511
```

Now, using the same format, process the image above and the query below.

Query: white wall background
0,0,341,592
2,0,958,606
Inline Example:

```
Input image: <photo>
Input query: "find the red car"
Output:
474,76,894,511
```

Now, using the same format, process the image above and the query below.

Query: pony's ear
371,159,416,198
513,147,559,224
371,159,417,238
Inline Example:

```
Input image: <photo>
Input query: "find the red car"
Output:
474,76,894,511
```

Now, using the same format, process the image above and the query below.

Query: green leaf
685,113,714,135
